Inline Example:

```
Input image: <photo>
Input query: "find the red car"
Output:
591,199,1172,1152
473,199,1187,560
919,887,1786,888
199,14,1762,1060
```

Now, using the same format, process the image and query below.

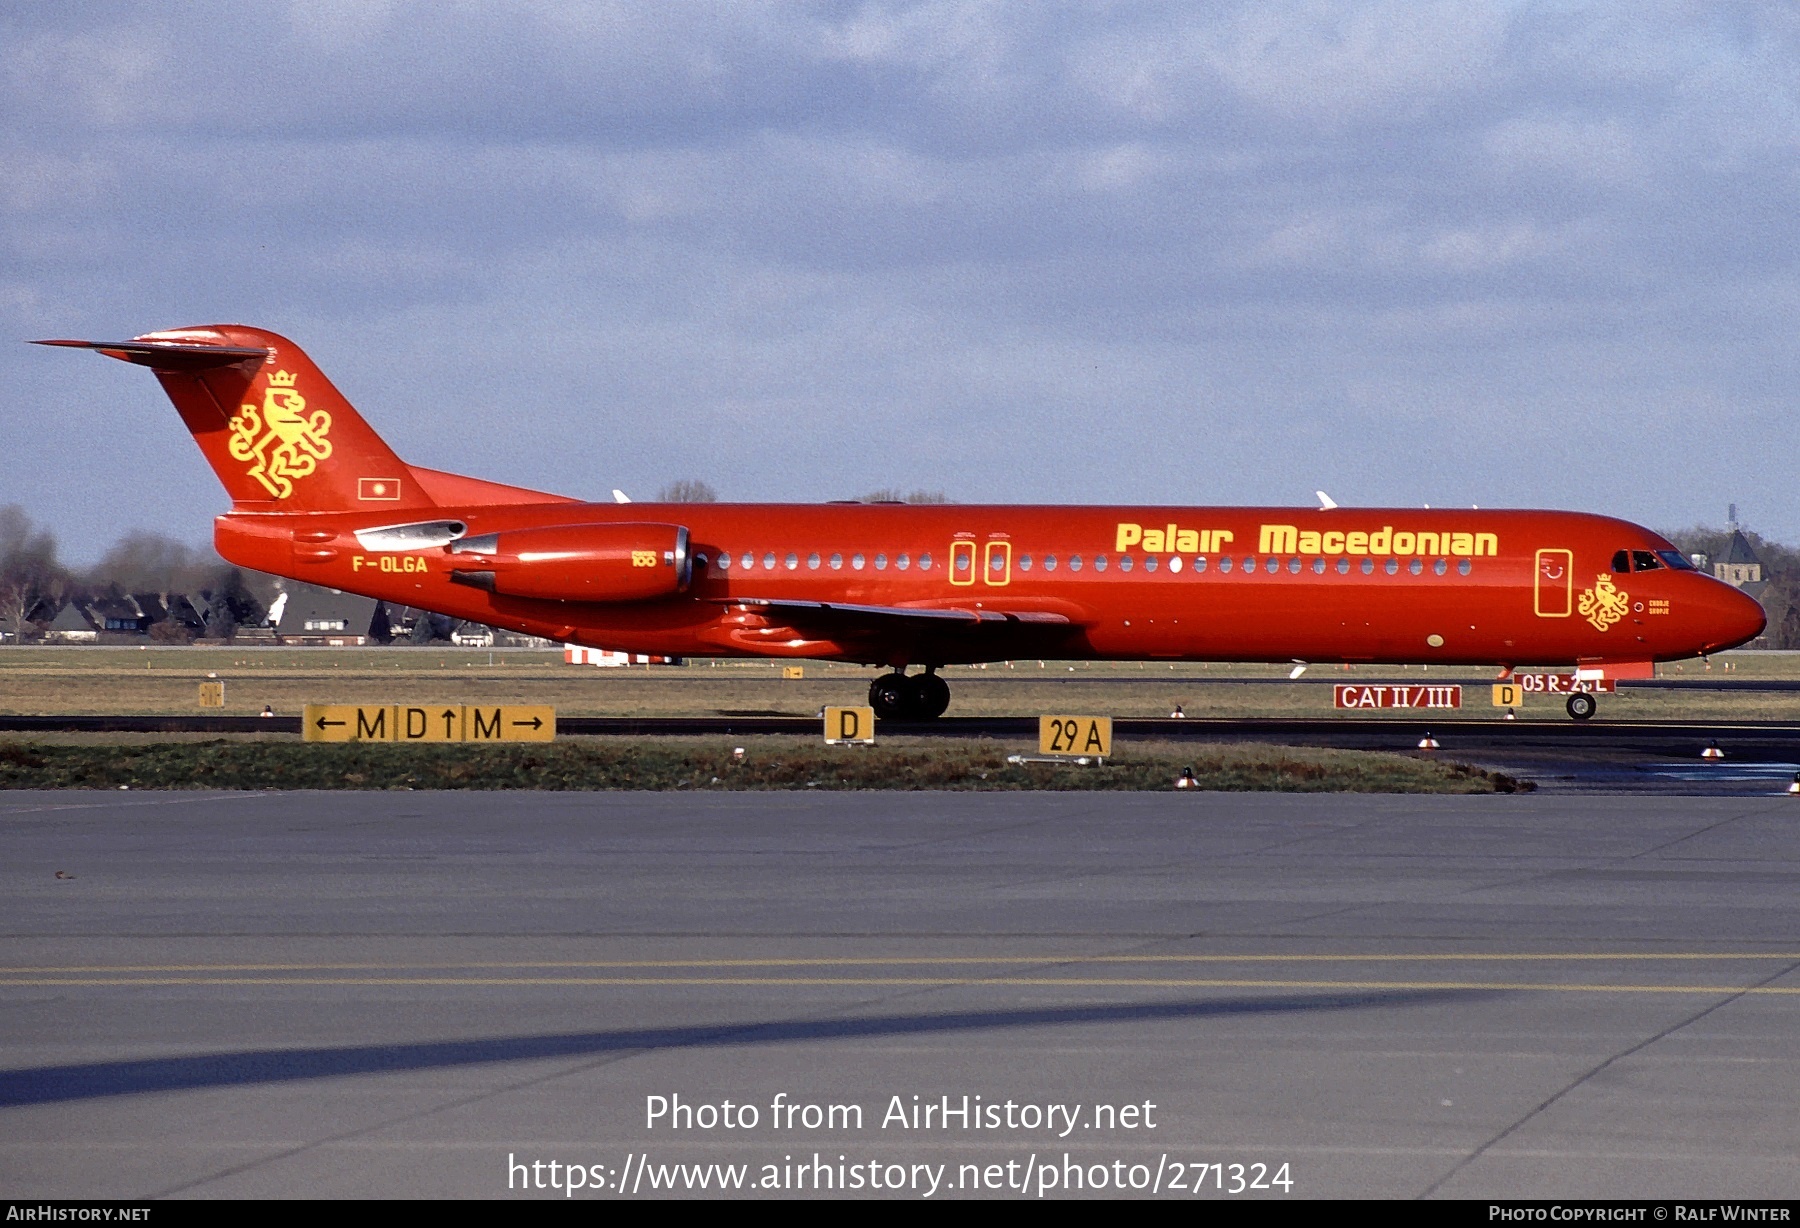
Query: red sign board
1333,685,1463,710
1512,673,1616,694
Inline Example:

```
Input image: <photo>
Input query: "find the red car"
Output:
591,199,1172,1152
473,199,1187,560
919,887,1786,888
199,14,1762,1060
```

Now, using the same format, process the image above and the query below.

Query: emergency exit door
1535,548,1573,617
949,539,1012,586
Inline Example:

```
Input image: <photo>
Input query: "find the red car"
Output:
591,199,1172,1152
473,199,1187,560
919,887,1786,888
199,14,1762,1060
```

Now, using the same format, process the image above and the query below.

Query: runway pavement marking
7,953,1800,974
3,976,1798,994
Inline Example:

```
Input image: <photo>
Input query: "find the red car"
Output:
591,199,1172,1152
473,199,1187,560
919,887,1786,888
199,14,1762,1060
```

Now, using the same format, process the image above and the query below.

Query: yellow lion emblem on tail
229,371,332,499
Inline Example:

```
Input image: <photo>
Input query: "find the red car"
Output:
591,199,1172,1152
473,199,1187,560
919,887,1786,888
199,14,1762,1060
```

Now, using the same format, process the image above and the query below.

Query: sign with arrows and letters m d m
303,704,555,743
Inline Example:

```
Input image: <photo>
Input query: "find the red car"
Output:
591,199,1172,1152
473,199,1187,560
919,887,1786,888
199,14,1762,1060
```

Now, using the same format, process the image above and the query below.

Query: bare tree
0,579,33,644
656,479,719,503
0,506,64,643
859,489,950,504
88,531,213,595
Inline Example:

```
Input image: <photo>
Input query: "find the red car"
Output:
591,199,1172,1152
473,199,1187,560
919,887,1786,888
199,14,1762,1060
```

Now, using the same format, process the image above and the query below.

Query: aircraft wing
719,597,1074,628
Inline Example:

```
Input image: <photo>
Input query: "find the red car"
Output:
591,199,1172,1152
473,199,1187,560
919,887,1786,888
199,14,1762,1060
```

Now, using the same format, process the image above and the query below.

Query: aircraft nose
1701,581,1766,654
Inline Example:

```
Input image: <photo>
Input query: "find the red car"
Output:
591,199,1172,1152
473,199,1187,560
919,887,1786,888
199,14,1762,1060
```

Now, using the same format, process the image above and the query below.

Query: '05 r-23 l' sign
1333,685,1463,710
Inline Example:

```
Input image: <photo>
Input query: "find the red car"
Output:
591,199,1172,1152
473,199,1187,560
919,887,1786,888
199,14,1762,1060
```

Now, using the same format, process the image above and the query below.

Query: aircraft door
1536,549,1573,617
984,540,1011,587
950,540,977,586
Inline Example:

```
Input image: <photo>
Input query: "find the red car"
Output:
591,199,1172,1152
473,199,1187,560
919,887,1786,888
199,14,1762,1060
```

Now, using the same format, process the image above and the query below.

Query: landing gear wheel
1566,692,1597,721
869,672,910,720
909,672,950,719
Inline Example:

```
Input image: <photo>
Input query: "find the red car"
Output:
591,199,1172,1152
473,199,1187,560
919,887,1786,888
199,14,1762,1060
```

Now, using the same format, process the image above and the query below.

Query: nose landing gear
1566,692,1597,721
869,667,951,720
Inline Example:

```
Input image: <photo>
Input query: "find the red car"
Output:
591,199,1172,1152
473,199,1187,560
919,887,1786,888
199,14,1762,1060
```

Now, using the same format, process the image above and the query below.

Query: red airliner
40,326,1764,721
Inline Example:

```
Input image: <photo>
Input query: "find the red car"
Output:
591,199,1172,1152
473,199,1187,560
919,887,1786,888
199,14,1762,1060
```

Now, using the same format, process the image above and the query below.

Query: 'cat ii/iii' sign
1333,686,1462,709
302,704,555,742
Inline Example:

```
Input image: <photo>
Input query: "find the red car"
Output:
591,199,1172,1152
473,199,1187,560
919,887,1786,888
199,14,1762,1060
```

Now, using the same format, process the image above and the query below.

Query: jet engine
446,523,690,602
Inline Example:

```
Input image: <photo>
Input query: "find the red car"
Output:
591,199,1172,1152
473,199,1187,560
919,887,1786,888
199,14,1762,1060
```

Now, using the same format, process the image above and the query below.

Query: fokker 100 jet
40,326,1765,721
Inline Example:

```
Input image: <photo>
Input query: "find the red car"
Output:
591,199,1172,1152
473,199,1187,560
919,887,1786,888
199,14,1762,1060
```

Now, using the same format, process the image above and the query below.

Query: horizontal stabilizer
34,338,268,371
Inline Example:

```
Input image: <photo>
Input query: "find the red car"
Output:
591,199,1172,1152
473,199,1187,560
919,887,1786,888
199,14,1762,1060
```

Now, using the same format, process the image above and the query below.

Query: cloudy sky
3,1,1797,561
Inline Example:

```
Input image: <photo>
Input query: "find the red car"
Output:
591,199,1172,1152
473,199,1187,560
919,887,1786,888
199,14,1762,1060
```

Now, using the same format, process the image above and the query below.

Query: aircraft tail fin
38,326,481,514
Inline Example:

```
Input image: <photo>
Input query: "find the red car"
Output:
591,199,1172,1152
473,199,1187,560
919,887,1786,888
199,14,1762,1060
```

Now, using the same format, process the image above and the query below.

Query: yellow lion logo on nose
1577,573,1630,632
229,371,332,499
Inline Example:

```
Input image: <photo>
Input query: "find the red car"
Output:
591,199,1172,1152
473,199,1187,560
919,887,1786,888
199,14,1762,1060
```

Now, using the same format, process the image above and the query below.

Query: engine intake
447,522,690,602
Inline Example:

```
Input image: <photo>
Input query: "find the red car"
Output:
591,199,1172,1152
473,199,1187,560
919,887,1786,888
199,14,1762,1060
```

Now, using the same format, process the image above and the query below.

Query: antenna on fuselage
1315,491,1337,511
612,489,632,504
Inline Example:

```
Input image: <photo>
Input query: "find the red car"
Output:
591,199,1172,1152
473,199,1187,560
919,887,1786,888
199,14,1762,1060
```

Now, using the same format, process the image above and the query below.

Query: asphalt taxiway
4,789,1800,1200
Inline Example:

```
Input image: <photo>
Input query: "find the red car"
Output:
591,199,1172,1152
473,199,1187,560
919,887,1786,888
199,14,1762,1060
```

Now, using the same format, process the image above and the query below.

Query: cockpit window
1611,549,1630,573
1657,550,1696,571
1631,550,1663,572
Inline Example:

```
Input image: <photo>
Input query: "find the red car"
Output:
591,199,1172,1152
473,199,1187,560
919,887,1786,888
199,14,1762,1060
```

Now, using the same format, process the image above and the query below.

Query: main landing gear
869,667,951,721
1566,692,1598,722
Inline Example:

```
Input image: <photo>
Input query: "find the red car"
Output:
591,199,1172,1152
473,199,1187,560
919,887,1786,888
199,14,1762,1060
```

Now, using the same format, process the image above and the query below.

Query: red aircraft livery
39,326,1765,721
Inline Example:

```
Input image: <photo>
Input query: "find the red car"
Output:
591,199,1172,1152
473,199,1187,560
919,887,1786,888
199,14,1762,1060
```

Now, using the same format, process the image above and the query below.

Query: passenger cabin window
1631,550,1662,572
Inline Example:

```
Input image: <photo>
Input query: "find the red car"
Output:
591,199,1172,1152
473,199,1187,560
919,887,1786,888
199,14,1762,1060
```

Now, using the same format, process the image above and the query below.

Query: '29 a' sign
1333,685,1462,710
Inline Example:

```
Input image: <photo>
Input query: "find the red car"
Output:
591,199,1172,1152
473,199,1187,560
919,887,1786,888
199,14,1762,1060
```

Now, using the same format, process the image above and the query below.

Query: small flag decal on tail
359,477,402,501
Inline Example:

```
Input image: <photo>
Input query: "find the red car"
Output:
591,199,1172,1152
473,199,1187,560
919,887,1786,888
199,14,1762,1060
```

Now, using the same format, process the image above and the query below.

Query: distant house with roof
42,602,97,642
269,581,382,646
1714,529,1766,591
87,595,151,637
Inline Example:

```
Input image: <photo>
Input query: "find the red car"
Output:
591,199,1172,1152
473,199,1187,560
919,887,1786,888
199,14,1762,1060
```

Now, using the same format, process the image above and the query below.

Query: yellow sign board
782,666,805,679
464,705,555,742
1039,715,1112,758
824,706,876,745
197,681,226,708
395,705,463,742
304,704,393,742
1492,683,1522,708
304,704,555,743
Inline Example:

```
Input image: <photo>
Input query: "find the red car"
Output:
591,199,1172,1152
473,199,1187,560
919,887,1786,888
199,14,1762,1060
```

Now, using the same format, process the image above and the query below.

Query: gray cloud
3,1,1798,559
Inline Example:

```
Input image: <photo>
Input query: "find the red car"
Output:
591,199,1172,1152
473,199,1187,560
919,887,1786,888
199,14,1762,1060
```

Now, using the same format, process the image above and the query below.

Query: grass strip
0,738,1524,792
